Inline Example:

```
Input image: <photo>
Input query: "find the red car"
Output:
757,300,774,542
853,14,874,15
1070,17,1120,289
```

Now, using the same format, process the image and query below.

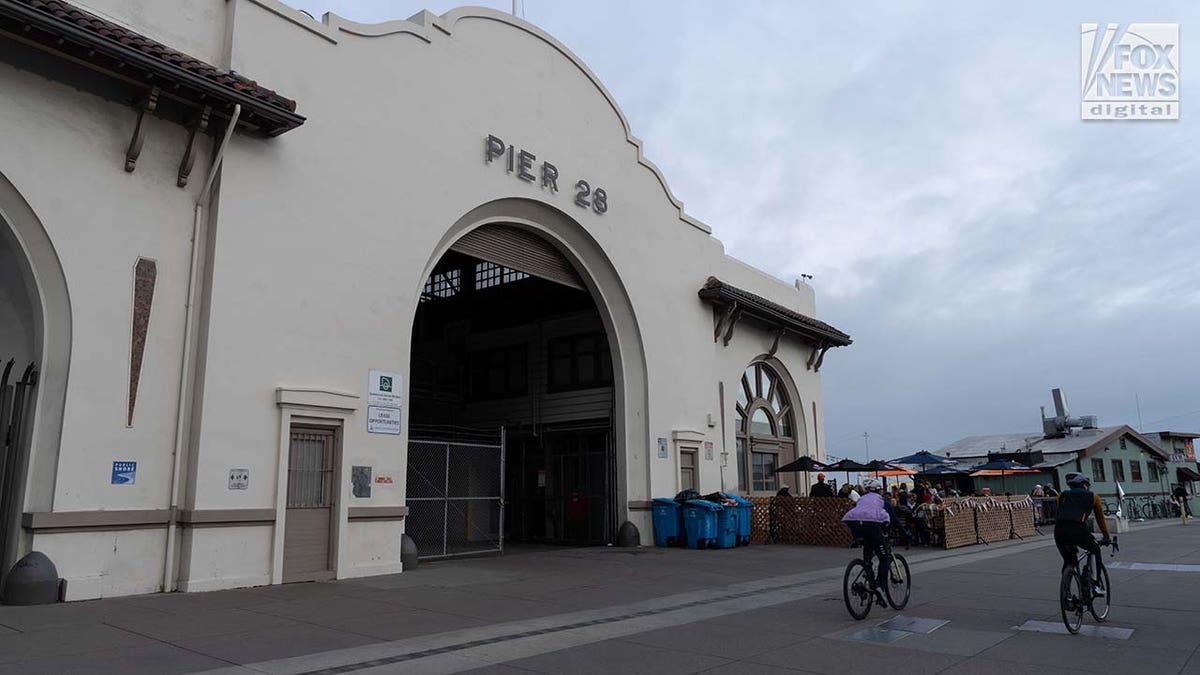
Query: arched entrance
405,199,646,557
0,171,70,579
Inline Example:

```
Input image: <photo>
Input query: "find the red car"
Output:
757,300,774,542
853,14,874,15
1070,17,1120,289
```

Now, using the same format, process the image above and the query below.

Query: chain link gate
406,429,504,559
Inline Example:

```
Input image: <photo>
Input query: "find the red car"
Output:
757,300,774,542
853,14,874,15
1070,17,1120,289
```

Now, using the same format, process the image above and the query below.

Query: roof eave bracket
812,345,831,372
124,86,159,173
177,105,211,188
713,301,741,346
767,328,786,358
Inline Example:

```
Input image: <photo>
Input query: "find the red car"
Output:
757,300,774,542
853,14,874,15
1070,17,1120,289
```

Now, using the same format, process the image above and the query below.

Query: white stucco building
0,0,851,600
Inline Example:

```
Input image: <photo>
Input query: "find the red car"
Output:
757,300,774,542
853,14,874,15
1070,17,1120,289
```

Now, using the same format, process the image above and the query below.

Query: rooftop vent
1041,388,1097,438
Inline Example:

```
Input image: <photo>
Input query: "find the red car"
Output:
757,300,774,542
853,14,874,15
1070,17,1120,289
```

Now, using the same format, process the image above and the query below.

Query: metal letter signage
485,134,609,214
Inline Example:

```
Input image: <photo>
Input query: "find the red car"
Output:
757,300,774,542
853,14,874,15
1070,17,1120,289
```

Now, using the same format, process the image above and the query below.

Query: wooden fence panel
749,496,853,547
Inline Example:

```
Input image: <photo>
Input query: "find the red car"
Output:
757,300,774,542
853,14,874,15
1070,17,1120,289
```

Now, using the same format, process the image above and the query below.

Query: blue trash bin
721,492,754,546
683,500,723,549
714,505,739,549
651,498,685,547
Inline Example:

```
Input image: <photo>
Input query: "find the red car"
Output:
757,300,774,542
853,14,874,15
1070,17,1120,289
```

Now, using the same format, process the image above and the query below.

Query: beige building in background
0,0,850,600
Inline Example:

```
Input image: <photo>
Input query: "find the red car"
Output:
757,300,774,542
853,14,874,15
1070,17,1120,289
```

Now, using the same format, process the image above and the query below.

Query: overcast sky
284,1,1199,462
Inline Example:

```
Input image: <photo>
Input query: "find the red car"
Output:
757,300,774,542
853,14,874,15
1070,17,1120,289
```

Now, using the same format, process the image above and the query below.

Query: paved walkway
0,521,1196,673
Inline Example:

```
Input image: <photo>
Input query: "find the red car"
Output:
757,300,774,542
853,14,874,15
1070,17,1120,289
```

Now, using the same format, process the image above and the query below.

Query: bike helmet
861,477,882,492
1065,472,1091,488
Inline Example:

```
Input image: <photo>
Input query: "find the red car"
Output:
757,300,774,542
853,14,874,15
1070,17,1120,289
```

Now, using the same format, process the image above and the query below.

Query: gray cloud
285,1,1200,458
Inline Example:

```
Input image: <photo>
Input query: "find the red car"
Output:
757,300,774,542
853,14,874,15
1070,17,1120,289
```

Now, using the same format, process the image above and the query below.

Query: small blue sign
111,461,137,485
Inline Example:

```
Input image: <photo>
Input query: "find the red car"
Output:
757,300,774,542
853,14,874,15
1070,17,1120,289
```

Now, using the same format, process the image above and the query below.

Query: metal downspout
163,105,240,593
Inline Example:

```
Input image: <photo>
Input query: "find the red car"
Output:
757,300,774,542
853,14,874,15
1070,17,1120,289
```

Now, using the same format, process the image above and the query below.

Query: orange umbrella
871,468,916,477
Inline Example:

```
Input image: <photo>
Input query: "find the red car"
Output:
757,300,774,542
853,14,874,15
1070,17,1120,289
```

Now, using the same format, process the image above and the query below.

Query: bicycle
1060,535,1118,634
843,533,911,620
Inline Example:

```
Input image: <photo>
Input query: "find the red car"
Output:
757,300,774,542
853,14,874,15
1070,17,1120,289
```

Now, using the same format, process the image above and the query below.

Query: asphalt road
0,520,1195,674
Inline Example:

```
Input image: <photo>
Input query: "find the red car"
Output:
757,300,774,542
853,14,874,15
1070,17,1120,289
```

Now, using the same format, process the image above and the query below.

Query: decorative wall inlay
127,258,156,427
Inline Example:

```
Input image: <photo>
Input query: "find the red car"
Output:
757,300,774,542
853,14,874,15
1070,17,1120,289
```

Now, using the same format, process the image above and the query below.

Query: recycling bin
714,504,739,549
651,497,685,547
683,499,723,549
721,492,754,546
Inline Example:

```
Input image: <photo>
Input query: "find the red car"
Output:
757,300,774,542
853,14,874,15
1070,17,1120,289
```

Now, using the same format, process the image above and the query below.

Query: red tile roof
19,0,297,113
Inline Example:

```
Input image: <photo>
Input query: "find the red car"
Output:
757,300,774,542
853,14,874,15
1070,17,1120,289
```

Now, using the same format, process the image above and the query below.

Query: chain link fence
407,431,504,559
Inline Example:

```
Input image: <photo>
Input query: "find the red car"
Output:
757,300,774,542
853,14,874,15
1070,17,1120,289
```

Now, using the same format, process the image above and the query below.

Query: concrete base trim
338,562,404,580
178,573,273,594
62,575,160,601
627,500,652,510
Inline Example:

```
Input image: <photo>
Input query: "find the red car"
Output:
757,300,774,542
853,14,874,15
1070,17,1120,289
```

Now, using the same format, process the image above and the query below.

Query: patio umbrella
890,450,955,473
772,455,827,493
824,458,872,486
773,456,827,474
969,458,1037,495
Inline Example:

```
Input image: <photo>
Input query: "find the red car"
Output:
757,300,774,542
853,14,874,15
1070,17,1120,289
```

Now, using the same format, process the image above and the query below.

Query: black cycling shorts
1054,521,1101,570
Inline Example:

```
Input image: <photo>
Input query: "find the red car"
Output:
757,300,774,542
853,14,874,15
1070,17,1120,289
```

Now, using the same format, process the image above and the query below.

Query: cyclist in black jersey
1055,472,1111,596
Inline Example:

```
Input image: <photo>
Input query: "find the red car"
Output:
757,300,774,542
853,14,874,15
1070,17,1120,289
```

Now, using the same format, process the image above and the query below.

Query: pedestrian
809,473,834,498
912,481,926,504
1031,484,1045,498
1173,484,1192,522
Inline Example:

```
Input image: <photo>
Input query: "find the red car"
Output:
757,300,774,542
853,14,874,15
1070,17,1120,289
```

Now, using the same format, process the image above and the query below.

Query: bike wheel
1060,568,1084,634
1090,566,1111,622
884,554,911,610
843,559,874,621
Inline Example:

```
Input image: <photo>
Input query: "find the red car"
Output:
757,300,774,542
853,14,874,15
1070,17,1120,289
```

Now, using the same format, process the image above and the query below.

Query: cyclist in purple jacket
842,478,905,600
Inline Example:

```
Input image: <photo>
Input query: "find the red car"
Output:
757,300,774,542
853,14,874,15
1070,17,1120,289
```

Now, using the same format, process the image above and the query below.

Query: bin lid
683,499,724,511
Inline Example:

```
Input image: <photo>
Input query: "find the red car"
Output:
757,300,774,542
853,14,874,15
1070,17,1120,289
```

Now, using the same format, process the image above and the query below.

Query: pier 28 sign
484,134,608,214
1082,23,1179,120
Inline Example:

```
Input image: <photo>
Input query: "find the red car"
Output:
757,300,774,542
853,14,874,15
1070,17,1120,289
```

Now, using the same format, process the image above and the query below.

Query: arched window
736,362,797,495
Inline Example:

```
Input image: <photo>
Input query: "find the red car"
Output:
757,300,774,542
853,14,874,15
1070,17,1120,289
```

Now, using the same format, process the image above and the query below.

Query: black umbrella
823,458,872,487
773,456,827,474
890,450,955,473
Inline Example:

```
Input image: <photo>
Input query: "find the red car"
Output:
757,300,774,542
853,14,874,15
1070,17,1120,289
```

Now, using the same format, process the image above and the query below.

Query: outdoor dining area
751,451,1039,549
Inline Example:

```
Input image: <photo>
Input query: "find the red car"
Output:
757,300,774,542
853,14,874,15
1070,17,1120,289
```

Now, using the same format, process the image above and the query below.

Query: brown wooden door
283,427,336,582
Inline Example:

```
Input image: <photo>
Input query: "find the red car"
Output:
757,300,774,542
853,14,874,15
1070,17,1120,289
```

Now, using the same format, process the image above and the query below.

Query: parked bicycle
1060,535,1118,634
843,533,911,620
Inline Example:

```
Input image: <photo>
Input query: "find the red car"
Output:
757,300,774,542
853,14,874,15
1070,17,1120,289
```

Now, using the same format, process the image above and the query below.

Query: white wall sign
368,370,402,408
228,468,249,490
367,405,402,435
373,470,398,489
657,437,668,459
704,441,714,461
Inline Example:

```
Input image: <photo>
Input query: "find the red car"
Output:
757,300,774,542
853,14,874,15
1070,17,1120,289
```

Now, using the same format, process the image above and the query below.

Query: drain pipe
163,105,240,593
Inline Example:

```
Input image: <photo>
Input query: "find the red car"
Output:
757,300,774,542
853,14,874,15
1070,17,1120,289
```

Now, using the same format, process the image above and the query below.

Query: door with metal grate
406,431,504,559
283,427,336,582
0,360,37,583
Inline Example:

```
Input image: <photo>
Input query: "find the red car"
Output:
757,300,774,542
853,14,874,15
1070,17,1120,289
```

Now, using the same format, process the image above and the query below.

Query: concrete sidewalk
0,520,1191,674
